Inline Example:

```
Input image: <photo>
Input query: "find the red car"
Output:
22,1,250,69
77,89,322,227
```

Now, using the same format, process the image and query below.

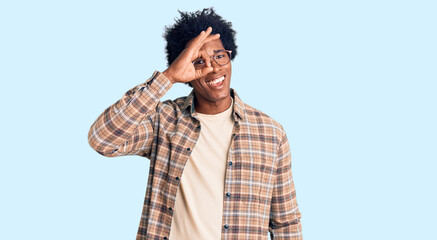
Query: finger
198,49,212,68
192,27,214,47
188,29,208,48
195,34,220,54
195,66,213,79
204,26,212,35
185,27,216,58
195,27,212,43
202,33,220,45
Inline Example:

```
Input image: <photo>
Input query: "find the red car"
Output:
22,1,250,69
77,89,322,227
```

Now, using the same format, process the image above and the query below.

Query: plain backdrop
1,0,436,239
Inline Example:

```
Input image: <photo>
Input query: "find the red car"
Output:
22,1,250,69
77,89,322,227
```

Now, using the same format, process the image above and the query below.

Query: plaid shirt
88,71,302,239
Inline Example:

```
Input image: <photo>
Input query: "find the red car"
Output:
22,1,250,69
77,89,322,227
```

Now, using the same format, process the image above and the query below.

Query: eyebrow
213,49,225,53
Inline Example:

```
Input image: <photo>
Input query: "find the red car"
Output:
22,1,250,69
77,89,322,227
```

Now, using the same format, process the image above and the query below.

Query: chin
210,89,231,102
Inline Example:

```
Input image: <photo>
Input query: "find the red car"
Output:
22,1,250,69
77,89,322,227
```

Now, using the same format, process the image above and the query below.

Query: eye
193,59,205,65
216,54,225,59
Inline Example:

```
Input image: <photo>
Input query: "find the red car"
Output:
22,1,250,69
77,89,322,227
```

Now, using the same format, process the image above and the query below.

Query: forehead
199,39,225,54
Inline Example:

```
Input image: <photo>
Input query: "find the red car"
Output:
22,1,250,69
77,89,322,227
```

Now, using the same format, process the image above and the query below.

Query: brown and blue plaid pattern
88,71,302,239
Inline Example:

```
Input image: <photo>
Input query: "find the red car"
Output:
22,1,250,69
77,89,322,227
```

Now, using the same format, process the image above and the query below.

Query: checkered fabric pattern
88,71,302,239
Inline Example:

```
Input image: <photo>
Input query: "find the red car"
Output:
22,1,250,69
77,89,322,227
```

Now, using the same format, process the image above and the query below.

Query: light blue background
1,0,436,239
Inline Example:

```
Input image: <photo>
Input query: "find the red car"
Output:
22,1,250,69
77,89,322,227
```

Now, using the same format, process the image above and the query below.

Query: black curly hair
163,8,238,67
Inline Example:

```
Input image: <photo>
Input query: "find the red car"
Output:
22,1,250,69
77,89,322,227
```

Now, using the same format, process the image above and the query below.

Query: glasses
192,50,232,70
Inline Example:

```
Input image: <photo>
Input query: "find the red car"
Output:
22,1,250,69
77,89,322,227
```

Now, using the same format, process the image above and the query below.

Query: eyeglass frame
192,49,232,69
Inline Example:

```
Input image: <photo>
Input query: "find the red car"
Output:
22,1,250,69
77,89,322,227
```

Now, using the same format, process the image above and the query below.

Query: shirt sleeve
269,132,303,239
87,71,172,158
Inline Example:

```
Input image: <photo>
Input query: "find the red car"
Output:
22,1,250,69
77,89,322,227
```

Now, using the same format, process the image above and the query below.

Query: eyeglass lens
193,51,231,69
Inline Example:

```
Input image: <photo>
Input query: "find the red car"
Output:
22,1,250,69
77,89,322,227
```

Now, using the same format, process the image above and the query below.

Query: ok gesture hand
163,27,220,84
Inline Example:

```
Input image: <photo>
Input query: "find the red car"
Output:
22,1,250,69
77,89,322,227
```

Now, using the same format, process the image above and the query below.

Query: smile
206,76,225,86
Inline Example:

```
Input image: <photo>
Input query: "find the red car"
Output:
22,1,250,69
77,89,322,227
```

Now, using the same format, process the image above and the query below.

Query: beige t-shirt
169,100,234,239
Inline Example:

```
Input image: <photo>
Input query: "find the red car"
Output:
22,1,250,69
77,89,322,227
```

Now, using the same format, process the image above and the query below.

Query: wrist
162,69,175,84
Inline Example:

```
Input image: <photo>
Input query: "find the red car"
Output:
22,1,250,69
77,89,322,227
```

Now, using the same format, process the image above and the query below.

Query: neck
194,95,233,115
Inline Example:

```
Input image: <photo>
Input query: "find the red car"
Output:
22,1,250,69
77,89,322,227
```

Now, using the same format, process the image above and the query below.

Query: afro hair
163,8,238,67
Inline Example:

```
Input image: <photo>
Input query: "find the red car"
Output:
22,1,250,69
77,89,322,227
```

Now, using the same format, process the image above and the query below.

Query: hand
163,27,220,84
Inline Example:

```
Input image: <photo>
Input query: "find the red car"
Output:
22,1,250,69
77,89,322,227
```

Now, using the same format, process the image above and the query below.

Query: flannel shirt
88,71,302,239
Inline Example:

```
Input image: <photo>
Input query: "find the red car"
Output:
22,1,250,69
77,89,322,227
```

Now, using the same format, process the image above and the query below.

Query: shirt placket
221,120,240,239
162,115,201,240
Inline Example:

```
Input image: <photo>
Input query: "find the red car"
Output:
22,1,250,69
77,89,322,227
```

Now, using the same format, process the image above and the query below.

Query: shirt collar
182,88,245,121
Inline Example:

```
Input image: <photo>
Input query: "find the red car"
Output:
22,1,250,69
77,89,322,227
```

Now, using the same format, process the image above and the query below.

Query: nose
210,57,223,72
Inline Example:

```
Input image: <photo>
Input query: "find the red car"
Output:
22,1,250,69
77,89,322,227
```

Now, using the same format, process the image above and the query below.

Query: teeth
206,76,225,85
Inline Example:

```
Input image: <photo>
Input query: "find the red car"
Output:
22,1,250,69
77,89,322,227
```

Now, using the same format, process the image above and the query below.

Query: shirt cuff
141,71,173,101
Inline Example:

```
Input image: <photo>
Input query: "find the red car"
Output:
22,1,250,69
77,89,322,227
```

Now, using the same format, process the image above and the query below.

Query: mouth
206,75,225,87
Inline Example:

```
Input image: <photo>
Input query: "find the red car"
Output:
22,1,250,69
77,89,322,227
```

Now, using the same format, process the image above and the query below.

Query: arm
87,71,172,158
269,132,303,239
88,27,220,158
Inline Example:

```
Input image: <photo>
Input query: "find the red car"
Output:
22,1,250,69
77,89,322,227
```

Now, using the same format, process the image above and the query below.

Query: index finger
198,49,212,68
201,33,220,46
192,27,215,47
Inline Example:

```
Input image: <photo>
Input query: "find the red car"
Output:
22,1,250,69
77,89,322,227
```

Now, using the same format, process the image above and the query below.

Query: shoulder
160,96,182,107
241,101,286,141
155,95,192,124
160,95,189,112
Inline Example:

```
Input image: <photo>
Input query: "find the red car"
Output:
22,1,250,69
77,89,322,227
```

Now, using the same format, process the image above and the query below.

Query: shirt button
186,148,191,151
168,207,173,211
163,237,168,240
226,192,231,197
229,161,233,166
224,224,229,229
175,176,180,181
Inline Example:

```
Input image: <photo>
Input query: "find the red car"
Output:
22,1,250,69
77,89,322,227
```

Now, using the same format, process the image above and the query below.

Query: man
88,8,302,240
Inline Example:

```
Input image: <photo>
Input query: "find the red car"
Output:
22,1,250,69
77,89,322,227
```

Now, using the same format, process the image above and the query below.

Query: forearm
87,71,172,157
269,174,302,240
269,132,302,239
269,172,302,240
269,218,302,240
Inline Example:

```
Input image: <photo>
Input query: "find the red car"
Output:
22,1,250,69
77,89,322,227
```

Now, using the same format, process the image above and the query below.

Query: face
190,39,232,108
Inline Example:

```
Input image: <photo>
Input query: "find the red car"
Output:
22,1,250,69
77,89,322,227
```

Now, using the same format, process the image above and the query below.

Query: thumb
196,67,213,79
